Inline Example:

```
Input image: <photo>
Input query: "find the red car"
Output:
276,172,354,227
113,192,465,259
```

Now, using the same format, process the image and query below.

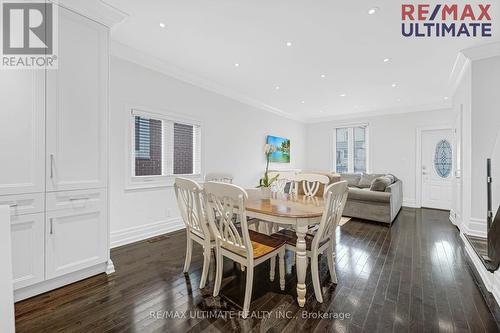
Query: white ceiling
106,0,499,121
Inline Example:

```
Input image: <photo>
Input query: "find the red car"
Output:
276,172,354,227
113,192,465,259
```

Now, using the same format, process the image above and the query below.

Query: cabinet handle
9,203,18,207
69,197,89,201
50,218,54,235
50,154,54,179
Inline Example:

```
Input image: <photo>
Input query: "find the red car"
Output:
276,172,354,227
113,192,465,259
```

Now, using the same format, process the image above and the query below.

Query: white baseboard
110,217,184,248
467,217,487,238
402,199,418,208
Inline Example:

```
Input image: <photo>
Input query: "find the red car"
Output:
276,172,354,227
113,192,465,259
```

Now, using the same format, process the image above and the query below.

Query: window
333,125,369,173
434,139,452,178
129,109,202,188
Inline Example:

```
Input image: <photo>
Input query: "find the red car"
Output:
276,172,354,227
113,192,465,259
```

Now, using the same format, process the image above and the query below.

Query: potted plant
258,144,279,196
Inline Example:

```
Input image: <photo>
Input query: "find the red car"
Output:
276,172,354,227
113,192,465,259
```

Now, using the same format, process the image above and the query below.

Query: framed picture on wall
267,135,290,163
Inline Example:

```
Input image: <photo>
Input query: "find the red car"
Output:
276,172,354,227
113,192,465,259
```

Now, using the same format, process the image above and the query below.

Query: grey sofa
339,173,403,224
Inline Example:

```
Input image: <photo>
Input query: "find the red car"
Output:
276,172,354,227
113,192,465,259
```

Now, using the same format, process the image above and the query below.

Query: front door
421,129,453,210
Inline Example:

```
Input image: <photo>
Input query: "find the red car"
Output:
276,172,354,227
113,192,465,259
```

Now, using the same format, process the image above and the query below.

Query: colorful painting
267,135,290,163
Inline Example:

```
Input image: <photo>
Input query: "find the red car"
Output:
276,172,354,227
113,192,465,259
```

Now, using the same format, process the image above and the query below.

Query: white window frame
332,123,370,174
126,106,204,190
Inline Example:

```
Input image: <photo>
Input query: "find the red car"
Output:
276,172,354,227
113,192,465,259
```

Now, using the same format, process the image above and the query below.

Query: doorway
419,128,453,210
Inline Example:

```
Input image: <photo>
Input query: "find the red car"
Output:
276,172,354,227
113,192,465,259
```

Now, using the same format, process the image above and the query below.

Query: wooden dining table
245,189,325,307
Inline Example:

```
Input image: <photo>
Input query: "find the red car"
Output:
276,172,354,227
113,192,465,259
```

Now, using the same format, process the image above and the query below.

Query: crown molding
109,41,304,123
50,0,128,28
461,41,500,61
305,102,452,124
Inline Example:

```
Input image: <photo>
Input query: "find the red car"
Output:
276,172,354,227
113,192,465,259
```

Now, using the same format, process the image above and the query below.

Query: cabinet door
46,7,108,191
11,213,45,290
45,202,107,279
0,71,45,195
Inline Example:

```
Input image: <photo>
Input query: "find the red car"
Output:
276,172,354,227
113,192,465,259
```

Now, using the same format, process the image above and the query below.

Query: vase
260,187,272,198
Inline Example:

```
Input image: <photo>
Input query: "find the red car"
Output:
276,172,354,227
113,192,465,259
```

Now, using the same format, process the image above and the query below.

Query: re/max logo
401,4,493,37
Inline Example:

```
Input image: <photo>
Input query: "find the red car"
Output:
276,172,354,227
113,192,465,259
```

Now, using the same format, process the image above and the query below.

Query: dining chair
205,172,233,183
293,173,330,197
204,181,286,318
174,177,214,289
268,172,295,195
270,181,348,303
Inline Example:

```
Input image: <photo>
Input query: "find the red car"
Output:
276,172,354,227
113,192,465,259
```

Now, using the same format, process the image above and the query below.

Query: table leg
295,222,308,307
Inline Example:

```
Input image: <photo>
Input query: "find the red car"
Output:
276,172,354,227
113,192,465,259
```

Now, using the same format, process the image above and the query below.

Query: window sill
125,174,203,191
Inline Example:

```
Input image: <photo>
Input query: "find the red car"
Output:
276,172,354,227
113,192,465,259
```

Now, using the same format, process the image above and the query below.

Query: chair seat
225,230,285,259
271,229,327,251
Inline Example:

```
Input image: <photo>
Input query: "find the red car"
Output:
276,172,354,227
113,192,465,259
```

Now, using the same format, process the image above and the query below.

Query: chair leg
311,256,323,303
242,266,254,319
199,245,211,289
213,248,223,297
279,249,285,291
270,256,276,282
183,236,193,273
327,242,337,284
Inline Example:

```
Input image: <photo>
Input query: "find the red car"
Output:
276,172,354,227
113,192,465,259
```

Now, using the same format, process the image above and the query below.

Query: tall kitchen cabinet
0,3,119,301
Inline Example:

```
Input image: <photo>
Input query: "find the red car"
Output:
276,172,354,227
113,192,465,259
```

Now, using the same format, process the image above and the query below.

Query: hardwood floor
15,208,500,332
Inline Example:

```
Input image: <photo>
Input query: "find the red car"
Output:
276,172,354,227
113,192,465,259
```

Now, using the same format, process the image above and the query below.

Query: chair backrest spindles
293,173,330,197
174,178,210,240
312,181,348,249
204,182,253,260
205,173,234,184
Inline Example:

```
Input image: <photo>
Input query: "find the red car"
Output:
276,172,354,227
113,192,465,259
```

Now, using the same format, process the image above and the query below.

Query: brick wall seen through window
173,123,194,175
135,116,162,176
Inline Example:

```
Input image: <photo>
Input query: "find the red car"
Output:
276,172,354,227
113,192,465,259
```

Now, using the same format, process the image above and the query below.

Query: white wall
109,56,306,247
306,109,454,207
471,55,500,221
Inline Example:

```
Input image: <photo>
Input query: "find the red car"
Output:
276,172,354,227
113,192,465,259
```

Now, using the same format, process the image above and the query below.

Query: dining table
245,189,325,307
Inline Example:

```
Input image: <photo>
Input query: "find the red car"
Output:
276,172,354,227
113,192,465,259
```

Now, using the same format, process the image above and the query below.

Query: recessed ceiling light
340,93,346,97
383,58,390,63
396,98,401,102
286,41,293,47
301,100,305,104
234,63,240,67
319,110,324,113
444,96,449,100
368,7,379,15
159,22,166,28
275,85,280,90
320,74,326,78
391,83,397,88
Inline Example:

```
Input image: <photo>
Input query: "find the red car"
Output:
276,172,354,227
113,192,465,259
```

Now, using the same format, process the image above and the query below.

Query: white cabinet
11,213,45,290
46,197,107,279
0,71,45,195
0,4,112,299
46,7,108,192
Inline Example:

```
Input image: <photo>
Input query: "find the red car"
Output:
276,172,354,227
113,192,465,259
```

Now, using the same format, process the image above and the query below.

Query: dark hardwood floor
15,208,500,332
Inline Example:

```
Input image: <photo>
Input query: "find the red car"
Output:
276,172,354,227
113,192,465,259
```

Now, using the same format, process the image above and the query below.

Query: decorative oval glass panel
434,139,452,178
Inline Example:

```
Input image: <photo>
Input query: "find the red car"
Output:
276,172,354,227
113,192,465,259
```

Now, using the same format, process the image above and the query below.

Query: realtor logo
401,3,493,37
1,1,58,69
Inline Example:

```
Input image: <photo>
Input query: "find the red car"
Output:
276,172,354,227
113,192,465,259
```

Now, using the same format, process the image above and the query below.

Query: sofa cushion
370,176,393,192
358,173,384,188
340,173,361,187
347,188,391,203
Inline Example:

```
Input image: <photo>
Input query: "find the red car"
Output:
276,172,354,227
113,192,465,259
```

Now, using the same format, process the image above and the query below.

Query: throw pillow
358,173,384,188
370,176,392,192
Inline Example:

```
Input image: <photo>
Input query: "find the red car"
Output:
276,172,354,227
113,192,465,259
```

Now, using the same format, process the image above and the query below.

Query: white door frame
415,125,453,208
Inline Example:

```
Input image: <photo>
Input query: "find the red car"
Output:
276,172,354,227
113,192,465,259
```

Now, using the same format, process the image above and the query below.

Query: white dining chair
293,173,330,197
205,172,233,183
271,181,348,303
204,181,286,318
174,177,214,289
268,172,295,195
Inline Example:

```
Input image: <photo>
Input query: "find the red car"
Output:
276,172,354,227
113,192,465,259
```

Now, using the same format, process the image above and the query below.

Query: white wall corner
447,52,471,98
110,217,184,248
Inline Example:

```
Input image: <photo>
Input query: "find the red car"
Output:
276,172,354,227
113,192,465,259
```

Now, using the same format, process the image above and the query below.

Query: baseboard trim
14,262,107,302
110,217,184,248
402,199,418,208
468,217,487,238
